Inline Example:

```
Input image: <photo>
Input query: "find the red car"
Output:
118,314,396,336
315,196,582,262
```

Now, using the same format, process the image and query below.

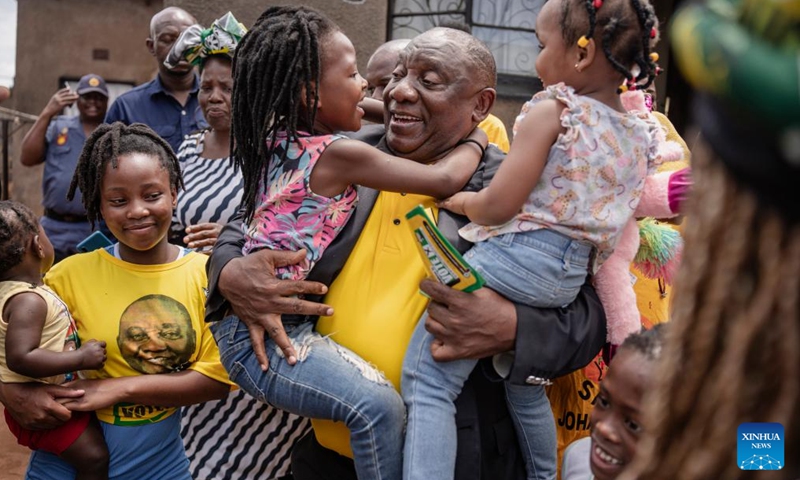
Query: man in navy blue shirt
105,6,205,153
20,74,109,262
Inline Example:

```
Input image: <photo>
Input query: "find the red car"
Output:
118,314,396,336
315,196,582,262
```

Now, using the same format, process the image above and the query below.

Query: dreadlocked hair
560,0,659,91
231,5,338,223
619,139,800,480
68,122,183,228
0,200,39,274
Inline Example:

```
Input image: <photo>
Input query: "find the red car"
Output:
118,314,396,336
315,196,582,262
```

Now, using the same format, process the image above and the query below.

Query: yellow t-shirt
478,114,510,153
313,192,435,457
45,248,231,426
632,112,690,327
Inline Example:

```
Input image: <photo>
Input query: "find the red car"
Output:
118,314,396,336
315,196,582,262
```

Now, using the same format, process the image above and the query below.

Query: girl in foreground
21,122,231,479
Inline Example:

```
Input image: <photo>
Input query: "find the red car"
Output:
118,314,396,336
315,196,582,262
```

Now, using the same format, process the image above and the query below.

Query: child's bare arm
5,292,106,378
61,370,229,412
310,127,487,199
439,99,564,225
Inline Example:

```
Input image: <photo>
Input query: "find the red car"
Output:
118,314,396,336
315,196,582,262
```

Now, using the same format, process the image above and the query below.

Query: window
388,0,545,96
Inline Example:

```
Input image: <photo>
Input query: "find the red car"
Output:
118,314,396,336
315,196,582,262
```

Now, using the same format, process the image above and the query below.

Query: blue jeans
464,229,592,308
402,230,588,480
402,318,557,480
26,413,190,480
211,316,405,480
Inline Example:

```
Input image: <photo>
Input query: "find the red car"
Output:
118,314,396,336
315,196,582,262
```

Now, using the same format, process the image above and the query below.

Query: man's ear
472,87,497,124
575,38,597,72
146,37,156,57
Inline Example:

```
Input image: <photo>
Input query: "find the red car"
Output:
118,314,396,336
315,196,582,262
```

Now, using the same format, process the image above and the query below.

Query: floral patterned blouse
459,83,660,271
243,132,358,280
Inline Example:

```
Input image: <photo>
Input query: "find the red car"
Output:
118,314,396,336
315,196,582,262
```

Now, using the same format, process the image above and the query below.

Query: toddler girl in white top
403,0,662,478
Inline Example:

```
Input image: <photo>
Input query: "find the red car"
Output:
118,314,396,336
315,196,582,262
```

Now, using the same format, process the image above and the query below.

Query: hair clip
655,66,663,75
593,0,603,8
650,27,657,39
577,35,590,48
617,83,629,94
650,52,659,62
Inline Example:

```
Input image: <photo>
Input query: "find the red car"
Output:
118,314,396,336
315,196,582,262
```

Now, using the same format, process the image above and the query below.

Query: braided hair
617,322,666,362
231,5,338,223
559,0,660,91
67,122,182,227
0,200,40,274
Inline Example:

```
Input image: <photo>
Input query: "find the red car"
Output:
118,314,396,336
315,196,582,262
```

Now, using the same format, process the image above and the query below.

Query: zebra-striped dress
175,130,312,479
170,130,242,249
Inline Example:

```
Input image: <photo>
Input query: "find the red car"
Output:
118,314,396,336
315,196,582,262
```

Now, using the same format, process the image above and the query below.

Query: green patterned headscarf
164,12,247,69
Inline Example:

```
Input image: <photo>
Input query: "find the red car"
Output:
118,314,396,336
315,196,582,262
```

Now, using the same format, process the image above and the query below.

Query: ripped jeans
211,316,405,480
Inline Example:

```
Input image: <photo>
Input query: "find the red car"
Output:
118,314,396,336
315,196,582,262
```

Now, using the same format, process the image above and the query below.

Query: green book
405,205,484,293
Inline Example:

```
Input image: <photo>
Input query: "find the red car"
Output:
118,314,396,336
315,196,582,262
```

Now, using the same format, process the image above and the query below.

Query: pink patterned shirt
243,132,359,280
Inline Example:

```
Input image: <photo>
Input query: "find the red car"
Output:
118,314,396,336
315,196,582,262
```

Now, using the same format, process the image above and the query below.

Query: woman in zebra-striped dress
169,15,311,479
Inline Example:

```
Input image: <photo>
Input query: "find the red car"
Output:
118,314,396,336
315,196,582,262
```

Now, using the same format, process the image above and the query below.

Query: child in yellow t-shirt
11,123,232,480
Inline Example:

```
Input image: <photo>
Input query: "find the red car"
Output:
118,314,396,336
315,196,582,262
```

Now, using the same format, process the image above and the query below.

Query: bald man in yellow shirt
207,28,606,480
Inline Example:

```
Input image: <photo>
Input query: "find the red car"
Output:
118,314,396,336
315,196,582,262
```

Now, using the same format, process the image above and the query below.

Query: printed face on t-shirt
117,294,196,374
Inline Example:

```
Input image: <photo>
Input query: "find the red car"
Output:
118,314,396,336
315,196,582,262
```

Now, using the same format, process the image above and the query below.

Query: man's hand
184,222,223,251
0,382,84,430
421,279,516,361
43,88,79,118
218,249,334,371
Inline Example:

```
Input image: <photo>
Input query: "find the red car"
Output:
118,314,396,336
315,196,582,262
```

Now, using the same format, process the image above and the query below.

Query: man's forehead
152,11,194,36
155,19,189,35
408,30,461,52
123,299,177,315
401,40,464,69
405,31,471,62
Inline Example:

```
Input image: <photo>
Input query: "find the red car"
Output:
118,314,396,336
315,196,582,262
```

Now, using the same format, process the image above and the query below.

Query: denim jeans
212,317,405,480
401,229,587,480
464,229,592,308
26,413,190,480
402,317,557,480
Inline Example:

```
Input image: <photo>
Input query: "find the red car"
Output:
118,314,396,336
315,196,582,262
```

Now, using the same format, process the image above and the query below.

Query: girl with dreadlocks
3,122,231,480
426,0,661,478
0,200,109,479
233,7,485,275
213,6,486,480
